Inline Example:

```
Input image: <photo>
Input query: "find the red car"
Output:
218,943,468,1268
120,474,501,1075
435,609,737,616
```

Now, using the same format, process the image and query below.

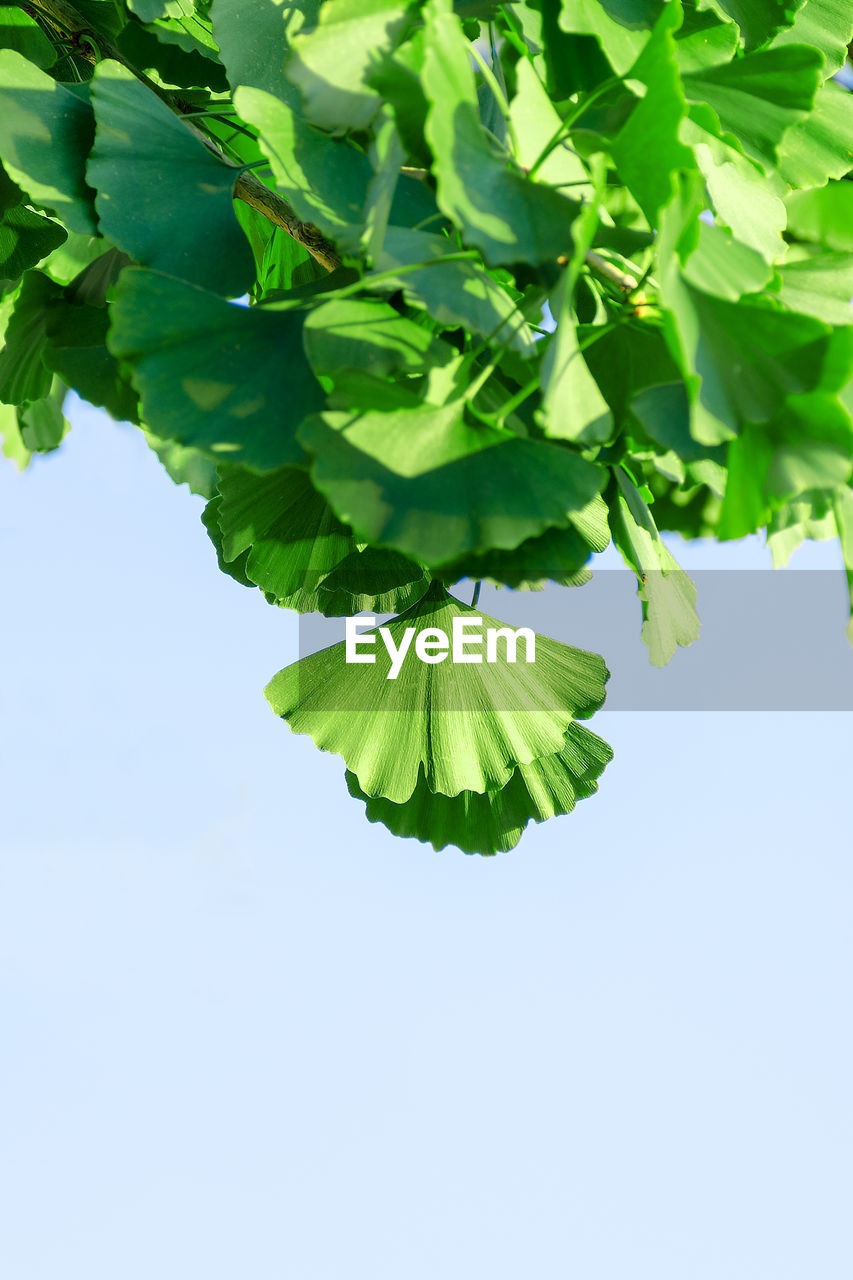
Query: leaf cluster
1,0,852,851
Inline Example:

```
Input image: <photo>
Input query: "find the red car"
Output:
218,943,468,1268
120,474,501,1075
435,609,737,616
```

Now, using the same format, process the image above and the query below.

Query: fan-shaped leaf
265,584,610,801
109,269,322,470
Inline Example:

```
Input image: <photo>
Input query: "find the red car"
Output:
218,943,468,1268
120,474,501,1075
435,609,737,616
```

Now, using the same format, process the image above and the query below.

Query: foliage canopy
2,0,853,854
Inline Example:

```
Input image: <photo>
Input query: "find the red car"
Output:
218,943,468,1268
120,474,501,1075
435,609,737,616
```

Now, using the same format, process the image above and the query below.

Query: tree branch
21,0,342,272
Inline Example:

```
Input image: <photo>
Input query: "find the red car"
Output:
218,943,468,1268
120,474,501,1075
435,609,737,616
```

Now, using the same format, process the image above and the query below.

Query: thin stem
468,42,519,157
527,76,620,179
471,580,482,608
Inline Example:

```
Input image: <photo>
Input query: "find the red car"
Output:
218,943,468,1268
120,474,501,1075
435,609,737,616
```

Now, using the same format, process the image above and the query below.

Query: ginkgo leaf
609,468,700,667
682,45,822,169
772,0,853,77
776,83,853,187
0,51,96,235
265,583,610,802
44,298,139,422
786,183,853,251
695,0,801,50
213,462,356,607
213,0,321,103
832,487,853,643
286,0,414,132
109,268,323,470
0,201,67,289
317,546,432,615
539,273,613,445
236,86,373,255
777,254,853,325
421,0,579,266
375,227,538,355
346,720,614,854
89,62,254,296
557,0,655,76
0,270,61,405
610,1,694,225
439,522,596,590
298,399,605,566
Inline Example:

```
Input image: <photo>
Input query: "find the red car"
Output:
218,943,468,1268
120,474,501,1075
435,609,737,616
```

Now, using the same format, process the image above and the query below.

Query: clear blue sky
1,399,851,1279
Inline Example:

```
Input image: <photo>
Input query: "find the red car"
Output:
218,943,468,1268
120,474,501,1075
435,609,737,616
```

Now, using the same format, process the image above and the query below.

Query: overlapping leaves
1,0,853,853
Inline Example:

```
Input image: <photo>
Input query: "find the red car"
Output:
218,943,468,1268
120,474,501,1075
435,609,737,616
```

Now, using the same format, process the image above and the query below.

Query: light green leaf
539,271,613,445
109,269,323,470
265,583,610,801
611,0,695,224
89,62,254,296
347,720,613,854
236,85,372,255
422,0,579,266
772,0,853,77
0,269,61,405
299,399,605,566
508,56,591,194
0,51,97,235
213,0,321,101
286,0,413,132
610,468,700,666
376,227,538,355
694,0,804,50
682,45,822,169
681,221,774,300
786,182,853,251
776,83,853,187
144,431,219,498
214,463,357,608
777,253,853,325
303,296,448,378
0,9,57,68
685,110,787,259
832,487,853,643
557,0,659,75
0,400,30,469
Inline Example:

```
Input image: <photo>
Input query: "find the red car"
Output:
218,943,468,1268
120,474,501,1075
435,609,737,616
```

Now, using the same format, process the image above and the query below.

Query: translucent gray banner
296,570,853,711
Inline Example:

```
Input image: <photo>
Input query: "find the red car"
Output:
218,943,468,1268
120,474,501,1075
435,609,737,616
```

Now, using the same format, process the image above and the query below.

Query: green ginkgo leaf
682,45,822,169
346,720,614,854
236,86,373,255
775,83,853,188
375,227,538,355
109,268,323,470
212,462,357,608
213,0,322,103
265,583,610,802
422,0,579,266
0,269,61,405
773,0,853,77
695,0,801,50
317,546,431,616
286,0,414,132
0,51,97,235
440,520,600,591
609,468,700,667
610,0,694,225
89,62,254,296
0,201,67,290
298,399,605,566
